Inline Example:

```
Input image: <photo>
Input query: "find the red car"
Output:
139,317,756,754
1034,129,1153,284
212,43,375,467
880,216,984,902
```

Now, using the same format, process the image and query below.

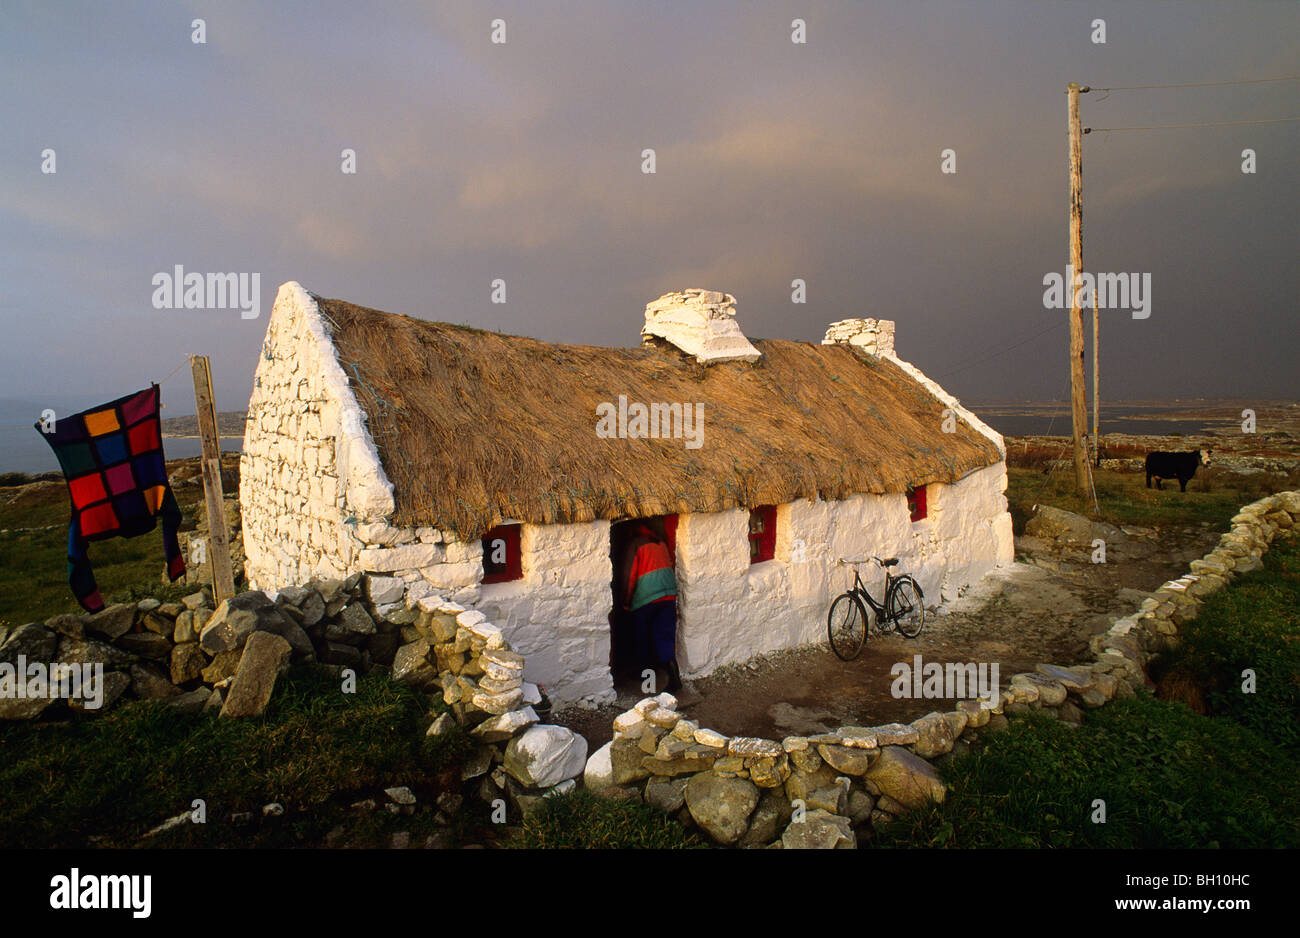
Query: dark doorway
609,514,677,695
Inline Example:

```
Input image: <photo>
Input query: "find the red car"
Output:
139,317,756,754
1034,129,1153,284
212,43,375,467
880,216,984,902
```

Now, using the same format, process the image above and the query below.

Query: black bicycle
827,556,925,660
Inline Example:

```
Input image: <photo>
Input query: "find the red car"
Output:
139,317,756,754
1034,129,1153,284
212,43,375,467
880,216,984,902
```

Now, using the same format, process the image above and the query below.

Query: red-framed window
748,506,777,564
907,485,927,522
481,523,523,583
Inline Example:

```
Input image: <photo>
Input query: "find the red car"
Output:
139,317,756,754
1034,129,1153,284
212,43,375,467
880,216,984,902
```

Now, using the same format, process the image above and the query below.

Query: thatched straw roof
314,296,1002,537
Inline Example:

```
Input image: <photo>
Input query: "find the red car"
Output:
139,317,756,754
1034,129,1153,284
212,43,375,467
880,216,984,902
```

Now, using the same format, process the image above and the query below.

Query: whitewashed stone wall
676,463,1013,678
476,520,616,708
241,282,393,589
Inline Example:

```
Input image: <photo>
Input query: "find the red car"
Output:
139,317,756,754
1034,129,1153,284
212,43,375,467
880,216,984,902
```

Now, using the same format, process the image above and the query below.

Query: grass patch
0,479,207,625
510,789,705,849
1151,535,1300,751
0,667,474,848
881,532,1300,849
1005,466,1251,532
879,696,1299,849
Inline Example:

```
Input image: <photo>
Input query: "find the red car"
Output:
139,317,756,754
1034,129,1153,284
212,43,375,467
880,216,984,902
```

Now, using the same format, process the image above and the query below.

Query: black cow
1145,449,1211,492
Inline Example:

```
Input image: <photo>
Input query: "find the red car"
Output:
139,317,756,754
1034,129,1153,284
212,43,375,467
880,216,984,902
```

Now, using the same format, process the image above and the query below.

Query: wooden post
1092,289,1101,465
191,355,236,605
1067,82,1090,495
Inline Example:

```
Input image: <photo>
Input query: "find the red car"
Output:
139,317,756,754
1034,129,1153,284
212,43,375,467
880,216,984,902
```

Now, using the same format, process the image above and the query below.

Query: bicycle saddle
879,557,899,567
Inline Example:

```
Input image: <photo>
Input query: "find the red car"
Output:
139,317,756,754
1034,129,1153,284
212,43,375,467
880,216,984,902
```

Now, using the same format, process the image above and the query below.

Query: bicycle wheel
827,592,868,660
888,577,926,638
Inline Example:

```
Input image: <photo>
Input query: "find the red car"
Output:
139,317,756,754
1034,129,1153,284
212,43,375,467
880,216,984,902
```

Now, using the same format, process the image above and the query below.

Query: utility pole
1067,82,1090,495
191,355,236,605
1092,290,1100,466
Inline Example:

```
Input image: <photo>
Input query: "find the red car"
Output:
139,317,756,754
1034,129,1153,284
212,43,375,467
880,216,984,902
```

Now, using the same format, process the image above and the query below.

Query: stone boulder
0,623,58,666
817,743,875,776
85,603,137,641
166,687,212,715
128,662,181,699
0,696,55,720
326,603,377,645
1025,504,1125,547
644,775,690,814
44,614,86,640
470,707,537,743
1035,663,1095,692
201,648,243,684
57,636,134,669
740,788,794,846
170,643,208,685
116,632,172,661
910,712,958,759
73,670,131,714
608,738,653,785
780,809,855,849
255,612,315,662
862,745,946,810
583,741,615,790
391,640,437,688
219,631,291,718
200,591,288,655
503,725,589,789
684,774,760,845
1010,672,1068,706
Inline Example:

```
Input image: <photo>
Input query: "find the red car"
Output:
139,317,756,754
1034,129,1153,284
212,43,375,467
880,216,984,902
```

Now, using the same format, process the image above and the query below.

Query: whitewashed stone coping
416,595,446,614
467,620,506,650
357,543,441,572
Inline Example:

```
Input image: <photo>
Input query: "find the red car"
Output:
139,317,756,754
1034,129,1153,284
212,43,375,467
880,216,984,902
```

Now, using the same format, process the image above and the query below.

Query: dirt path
557,521,1222,749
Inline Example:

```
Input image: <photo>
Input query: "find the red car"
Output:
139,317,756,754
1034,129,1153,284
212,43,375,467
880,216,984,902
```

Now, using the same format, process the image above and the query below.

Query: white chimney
822,318,896,357
642,289,762,364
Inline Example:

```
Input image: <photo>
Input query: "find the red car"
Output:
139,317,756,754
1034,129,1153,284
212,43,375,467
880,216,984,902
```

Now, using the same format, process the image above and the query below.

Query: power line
1092,76,1300,91
1087,116,1300,132
935,319,1067,381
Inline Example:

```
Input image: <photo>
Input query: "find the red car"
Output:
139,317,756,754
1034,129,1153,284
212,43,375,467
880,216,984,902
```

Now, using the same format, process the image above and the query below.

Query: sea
968,403,1214,438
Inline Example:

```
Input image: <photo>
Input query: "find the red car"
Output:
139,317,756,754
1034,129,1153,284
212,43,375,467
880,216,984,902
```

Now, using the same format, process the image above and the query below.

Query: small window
907,486,927,522
481,524,522,583
748,505,777,564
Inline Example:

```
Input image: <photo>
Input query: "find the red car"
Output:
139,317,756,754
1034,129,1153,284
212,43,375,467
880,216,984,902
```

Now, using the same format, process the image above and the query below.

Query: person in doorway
620,522,682,692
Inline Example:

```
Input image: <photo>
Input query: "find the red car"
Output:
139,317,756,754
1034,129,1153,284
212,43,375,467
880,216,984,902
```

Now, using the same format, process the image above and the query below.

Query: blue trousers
630,599,677,667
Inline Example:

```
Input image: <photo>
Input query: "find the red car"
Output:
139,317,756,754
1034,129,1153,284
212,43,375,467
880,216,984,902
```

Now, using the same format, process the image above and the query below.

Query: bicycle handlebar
837,557,884,566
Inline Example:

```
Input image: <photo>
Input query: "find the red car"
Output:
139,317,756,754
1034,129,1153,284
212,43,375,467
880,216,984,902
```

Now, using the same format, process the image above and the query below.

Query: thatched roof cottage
241,282,1013,706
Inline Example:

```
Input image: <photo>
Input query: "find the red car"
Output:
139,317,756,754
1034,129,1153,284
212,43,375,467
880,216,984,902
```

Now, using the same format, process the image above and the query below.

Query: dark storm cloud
1,0,1296,414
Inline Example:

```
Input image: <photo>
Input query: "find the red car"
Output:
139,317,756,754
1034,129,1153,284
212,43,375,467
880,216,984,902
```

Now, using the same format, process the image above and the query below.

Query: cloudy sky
1,0,1296,418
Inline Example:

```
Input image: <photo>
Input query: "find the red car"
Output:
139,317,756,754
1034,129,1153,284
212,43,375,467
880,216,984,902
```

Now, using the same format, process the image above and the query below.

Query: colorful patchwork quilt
36,385,186,612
